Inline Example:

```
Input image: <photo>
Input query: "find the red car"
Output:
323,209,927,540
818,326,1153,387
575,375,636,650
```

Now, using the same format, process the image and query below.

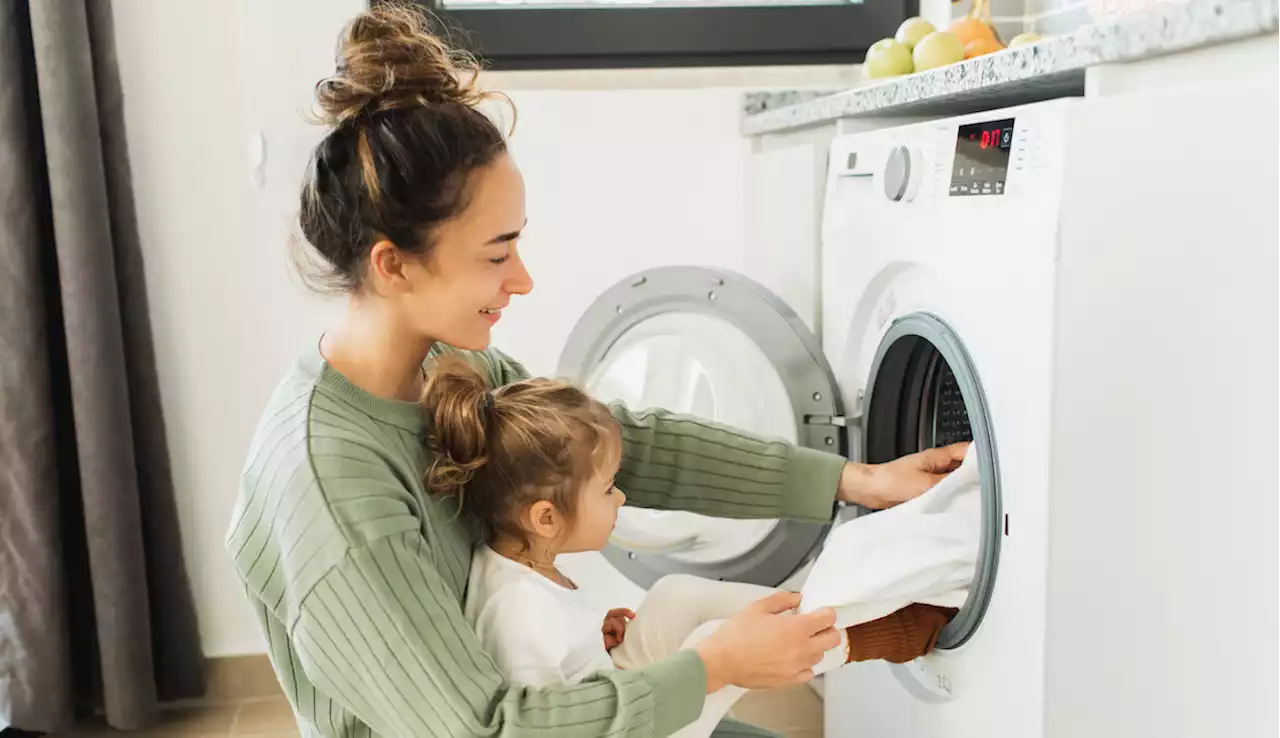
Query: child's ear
525,500,563,540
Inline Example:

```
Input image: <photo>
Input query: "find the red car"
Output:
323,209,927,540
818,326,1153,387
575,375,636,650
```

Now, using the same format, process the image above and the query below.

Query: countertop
740,0,1278,135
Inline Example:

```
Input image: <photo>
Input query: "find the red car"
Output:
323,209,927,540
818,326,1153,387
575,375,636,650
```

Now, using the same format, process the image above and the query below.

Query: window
411,0,917,70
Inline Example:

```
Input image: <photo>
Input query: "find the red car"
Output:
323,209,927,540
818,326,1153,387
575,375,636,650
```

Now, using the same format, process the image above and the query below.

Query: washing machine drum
558,266,844,590
859,313,1002,650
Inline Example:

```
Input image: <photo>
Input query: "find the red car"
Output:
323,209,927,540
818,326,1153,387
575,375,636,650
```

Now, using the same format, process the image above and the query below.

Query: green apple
1009,32,1045,47
895,17,937,50
864,38,914,78
913,31,965,71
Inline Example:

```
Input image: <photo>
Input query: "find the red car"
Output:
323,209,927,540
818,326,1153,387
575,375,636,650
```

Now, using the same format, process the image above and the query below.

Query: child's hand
602,608,636,651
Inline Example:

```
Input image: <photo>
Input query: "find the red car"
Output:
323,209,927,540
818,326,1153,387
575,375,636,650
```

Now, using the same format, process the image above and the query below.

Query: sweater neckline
300,339,425,432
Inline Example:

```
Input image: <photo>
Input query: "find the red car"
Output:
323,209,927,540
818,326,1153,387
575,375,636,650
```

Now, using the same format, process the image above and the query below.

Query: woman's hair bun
313,2,488,126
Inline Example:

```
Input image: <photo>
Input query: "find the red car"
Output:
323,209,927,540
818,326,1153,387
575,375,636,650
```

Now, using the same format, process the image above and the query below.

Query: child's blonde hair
420,356,619,547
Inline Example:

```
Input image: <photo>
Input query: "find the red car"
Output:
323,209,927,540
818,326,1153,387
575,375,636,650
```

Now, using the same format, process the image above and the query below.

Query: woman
225,6,967,738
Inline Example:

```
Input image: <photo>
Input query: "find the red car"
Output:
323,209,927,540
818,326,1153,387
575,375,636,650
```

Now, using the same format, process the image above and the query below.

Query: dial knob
883,145,923,202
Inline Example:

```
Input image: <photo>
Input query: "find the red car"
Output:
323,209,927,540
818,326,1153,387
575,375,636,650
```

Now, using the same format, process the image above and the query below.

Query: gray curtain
0,1,204,732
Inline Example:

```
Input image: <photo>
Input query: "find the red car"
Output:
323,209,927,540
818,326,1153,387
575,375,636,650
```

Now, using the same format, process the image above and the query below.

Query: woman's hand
838,442,969,509
694,592,840,693
602,608,635,651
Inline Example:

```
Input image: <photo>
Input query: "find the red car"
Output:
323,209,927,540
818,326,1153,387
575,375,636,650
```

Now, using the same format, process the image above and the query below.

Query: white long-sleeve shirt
464,545,617,688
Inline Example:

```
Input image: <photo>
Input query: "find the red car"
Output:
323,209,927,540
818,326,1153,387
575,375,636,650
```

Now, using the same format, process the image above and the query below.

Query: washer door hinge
804,415,848,427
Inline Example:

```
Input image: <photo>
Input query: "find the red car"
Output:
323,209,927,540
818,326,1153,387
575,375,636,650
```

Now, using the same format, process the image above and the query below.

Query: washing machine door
855,312,1001,664
558,265,844,589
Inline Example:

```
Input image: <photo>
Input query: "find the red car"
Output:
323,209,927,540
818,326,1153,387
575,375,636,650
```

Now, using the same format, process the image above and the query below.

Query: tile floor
50,657,824,737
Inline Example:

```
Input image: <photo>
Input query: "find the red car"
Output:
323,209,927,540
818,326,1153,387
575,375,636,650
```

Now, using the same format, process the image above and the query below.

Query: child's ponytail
422,356,493,499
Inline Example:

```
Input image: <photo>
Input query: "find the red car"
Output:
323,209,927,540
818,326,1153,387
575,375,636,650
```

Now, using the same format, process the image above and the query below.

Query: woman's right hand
694,591,840,692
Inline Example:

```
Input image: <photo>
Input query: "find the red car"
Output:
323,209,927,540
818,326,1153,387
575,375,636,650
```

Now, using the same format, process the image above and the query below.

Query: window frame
409,0,919,70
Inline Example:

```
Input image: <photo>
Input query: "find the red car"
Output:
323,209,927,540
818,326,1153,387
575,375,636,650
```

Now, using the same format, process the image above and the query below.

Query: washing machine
818,82,1277,737
552,78,1275,738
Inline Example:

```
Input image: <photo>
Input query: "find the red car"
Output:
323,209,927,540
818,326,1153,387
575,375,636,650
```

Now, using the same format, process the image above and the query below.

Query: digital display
950,118,1015,197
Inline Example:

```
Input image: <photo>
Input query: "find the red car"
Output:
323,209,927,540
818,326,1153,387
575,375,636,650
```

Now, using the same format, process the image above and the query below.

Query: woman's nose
504,252,534,295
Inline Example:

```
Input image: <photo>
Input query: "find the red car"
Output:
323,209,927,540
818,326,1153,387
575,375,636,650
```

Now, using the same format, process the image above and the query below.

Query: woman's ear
368,239,411,293
524,500,564,541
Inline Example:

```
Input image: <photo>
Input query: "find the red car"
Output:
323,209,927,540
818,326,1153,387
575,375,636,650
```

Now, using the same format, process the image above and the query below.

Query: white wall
107,0,851,656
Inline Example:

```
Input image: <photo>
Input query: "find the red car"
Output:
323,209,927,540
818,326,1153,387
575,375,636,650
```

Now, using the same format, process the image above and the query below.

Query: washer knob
883,145,923,202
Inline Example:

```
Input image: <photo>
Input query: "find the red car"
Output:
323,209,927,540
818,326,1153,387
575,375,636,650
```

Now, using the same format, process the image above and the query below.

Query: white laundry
799,444,983,629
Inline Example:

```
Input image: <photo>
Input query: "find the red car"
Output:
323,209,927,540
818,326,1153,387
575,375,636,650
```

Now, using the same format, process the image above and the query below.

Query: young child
421,356,956,737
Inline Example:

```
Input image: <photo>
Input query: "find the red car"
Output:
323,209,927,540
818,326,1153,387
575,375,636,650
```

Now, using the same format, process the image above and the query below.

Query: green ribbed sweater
225,343,845,738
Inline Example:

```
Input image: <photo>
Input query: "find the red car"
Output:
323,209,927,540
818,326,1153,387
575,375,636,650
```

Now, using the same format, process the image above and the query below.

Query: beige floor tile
206,655,284,703
732,685,824,736
152,704,240,735
233,699,301,736
53,703,238,736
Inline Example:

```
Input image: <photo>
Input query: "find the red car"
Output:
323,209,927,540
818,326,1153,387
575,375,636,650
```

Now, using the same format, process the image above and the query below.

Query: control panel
950,118,1015,196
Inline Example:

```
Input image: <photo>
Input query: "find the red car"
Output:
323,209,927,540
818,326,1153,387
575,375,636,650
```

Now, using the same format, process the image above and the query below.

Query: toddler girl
421,356,955,737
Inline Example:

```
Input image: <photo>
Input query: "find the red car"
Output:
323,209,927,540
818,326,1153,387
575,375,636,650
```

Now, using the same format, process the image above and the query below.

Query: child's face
559,450,625,555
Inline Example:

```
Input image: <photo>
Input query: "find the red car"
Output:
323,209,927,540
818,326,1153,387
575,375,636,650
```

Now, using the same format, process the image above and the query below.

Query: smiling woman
415,0,917,69
225,5,968,738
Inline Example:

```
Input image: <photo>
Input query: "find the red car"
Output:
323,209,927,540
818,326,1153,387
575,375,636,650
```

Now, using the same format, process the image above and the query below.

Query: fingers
797,606,837,634
751,590,803,615
810,625,843,654
915,445,967,476
937,442,969,468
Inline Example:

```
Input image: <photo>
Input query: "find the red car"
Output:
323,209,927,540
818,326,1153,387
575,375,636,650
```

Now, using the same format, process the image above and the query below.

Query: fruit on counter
913,31,965,71
947,16,997,47
1009,32,1045,46
964,36,1005,58
864,38,915,78
894,17,936,50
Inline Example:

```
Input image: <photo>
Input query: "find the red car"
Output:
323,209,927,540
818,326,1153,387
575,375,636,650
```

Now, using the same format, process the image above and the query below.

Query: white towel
799,445,982,629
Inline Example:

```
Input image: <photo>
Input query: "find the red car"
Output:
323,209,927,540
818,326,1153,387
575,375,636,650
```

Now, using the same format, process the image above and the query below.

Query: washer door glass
584,312,797,565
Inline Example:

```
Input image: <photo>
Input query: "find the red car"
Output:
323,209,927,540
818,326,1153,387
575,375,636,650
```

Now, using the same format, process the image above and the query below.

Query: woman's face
378,152,533,351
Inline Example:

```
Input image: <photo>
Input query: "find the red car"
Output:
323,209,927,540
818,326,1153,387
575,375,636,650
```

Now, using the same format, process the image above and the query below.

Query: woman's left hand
602,608,636,651
837,443,969,510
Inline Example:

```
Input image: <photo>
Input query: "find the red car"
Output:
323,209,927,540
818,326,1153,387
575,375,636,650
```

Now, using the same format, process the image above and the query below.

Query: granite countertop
741,0,1278,135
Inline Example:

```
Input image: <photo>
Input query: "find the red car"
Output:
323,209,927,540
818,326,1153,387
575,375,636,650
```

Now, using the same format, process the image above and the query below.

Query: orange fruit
964,36,1005,58
948,17,997,47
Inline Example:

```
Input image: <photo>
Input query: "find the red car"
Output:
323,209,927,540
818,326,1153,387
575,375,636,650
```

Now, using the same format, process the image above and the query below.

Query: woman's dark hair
421,356,620,549
296,2,512,292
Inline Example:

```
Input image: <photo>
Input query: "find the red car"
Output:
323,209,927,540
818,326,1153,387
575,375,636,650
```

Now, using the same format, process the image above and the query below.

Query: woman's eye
489,255,510,265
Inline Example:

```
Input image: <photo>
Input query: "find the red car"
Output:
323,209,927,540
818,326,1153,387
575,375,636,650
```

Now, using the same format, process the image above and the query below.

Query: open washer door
558,266,845,590
842,311,1003,708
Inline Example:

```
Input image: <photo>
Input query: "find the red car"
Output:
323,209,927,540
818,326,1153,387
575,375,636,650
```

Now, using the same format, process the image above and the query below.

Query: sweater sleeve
481,347,845,524
291,530,706,738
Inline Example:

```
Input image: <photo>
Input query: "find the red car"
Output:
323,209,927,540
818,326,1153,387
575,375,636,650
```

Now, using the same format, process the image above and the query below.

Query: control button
884,146,911,202
883,145,924,202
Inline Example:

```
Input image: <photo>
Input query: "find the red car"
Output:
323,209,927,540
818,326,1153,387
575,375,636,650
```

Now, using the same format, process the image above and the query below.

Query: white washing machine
552,77,1276,738
819,83,1277,738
